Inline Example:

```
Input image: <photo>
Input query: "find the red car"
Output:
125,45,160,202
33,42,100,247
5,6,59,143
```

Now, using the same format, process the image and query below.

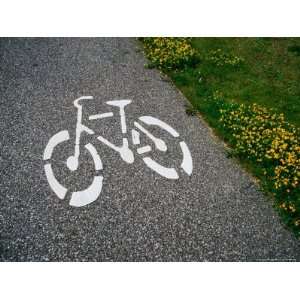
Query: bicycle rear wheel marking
44,130,70,199
44,163,68,199
44,130,69,160
85,143,103,170
69,176,103,207
67,143,104,207
44,130,103,207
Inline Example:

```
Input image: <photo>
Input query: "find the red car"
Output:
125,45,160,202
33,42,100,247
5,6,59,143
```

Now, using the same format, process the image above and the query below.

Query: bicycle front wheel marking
138,115,193,178
139,116,180,137
180,141,193,175
143,157,179,180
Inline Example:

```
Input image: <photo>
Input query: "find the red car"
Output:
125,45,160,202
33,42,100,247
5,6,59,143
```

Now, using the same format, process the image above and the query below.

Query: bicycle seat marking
43,96,193,207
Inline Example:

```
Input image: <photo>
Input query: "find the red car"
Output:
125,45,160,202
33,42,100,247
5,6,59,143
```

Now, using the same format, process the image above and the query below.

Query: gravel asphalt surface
0,38,299,261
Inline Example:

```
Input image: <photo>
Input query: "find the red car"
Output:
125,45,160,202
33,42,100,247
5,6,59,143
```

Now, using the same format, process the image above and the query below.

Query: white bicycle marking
43,96,193,207
131,129,140,145
97,136,134,164
44,163,68,199
137,145,151,154
134,122,167,152
44,130,70,160
107,100,131,134
85,143,103,170
89,112,113,120
67,97,95,171
139,116,180,137
143,157,179,180
69,176,103,207
180,141,193,175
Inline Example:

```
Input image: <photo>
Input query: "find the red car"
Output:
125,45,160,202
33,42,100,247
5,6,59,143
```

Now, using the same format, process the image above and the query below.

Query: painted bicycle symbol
43,96,193,207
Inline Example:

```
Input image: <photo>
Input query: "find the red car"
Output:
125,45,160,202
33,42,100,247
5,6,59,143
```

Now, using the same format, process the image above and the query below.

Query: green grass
169,38,300,127
140,38,300,237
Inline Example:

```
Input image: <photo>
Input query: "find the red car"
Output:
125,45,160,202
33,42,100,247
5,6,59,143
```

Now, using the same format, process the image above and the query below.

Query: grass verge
140,37,300,238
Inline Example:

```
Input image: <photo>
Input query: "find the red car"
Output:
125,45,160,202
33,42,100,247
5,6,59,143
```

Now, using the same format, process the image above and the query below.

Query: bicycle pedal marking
43,96,193,207
131,129,140,145
137,145,151,154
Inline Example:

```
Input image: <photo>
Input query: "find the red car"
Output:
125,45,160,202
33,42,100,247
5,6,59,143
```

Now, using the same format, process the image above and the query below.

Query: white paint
44,163,68,199
81,124,95,135
66,156,78,171
106,100,132,106
131,129,140,145
69,176,103,207
134,122,167,152
66,98,96,171
85,143,103,170
97,135,120,152
44,130,69,160
106,100,132,134
119,138,134,163
139,116,179,137
44,97,193,208
96,136,134,164
67,141,99,172
143,157,179,179
89,112,113,120
137,145,151,154
74,96,93,105
43,130,103,206
180,141,193,175
68,97,94,171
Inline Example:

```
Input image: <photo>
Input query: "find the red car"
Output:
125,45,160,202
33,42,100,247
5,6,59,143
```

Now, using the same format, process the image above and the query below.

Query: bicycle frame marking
89,112,114,120
67,97,135,169
43,96,193,207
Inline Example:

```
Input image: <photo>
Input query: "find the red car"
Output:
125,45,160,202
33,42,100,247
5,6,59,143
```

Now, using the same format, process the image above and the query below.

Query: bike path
0,38,299,261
